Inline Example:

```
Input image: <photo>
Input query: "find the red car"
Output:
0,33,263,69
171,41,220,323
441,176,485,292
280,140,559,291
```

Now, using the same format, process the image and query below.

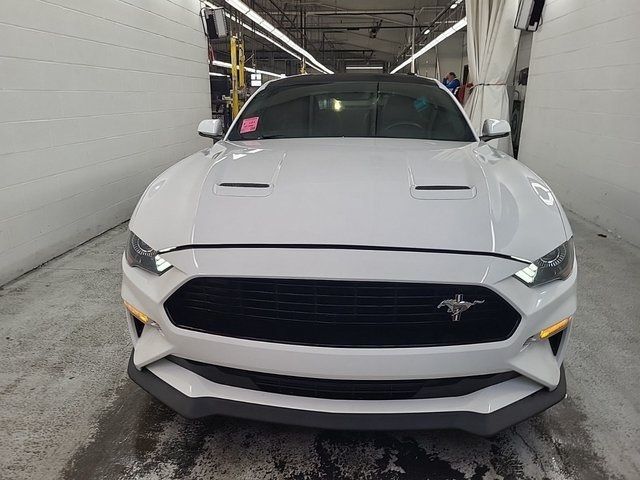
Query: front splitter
128,352,566,437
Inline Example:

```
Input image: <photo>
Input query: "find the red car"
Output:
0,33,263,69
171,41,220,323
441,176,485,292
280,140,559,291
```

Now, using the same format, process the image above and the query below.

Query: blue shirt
444,78,460,92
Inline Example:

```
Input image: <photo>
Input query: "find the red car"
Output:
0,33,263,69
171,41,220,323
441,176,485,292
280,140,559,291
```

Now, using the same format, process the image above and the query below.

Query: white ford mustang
123,74,576,435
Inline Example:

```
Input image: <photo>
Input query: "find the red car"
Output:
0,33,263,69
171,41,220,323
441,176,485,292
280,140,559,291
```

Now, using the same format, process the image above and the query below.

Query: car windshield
227,80,476,142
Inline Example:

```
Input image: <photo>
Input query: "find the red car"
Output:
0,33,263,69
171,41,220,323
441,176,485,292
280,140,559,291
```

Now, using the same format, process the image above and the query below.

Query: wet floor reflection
61,380,608,480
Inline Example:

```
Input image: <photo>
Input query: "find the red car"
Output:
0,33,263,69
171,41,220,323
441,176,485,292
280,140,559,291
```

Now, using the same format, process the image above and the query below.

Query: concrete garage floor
1,212,639,480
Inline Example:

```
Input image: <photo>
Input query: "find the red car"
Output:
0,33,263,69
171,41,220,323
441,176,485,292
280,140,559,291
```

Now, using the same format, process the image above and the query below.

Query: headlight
125,232,172,275
514,238,574,287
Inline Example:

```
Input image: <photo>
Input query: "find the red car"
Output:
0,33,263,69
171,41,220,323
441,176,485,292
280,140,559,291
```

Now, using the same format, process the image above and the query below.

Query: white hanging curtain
464,0,521,153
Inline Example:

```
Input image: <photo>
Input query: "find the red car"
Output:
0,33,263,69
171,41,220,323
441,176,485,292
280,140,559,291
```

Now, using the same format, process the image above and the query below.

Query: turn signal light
539,317,571,340
124,301,151,324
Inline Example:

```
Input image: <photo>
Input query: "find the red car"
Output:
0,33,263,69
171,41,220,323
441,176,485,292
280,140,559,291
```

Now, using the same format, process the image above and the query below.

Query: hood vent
218,182,270,188
214,181,274,197
411,185,477,200
415,185,471,191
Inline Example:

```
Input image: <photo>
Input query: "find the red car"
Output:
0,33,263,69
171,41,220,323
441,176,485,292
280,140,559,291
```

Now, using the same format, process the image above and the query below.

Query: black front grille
168,356,519,401
164,277,520,347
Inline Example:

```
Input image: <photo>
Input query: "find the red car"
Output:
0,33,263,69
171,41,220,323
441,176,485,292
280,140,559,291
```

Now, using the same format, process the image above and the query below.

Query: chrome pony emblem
437,294,485,322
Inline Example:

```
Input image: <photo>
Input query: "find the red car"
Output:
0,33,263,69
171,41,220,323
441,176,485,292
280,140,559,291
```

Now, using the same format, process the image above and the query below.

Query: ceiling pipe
278,24,457,30
260,8,442,15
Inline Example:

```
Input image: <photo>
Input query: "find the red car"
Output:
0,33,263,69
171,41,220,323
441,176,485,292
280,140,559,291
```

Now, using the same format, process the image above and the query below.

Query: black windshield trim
266,73,438,88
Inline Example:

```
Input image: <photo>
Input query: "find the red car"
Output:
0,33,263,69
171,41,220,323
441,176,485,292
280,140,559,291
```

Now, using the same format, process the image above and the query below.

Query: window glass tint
376,82,474,141
228,80,475,142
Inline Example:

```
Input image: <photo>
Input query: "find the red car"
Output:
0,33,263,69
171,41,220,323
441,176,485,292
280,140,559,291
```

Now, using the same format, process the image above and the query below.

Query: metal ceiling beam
326,40,398,56
259,8,443,15
280,24,445,30
304,11,415,27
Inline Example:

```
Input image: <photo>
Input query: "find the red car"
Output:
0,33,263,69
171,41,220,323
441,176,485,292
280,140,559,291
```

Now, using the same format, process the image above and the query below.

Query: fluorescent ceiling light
219,0,334,74
211,59,285,78
391,17,467,74
209,72,228,77
207,2,302,62
212,3,328,73
246,9,263,24
250,67,285,78
226,0,248,14
345,65,383,70
423,28,431,34
223,11,301,61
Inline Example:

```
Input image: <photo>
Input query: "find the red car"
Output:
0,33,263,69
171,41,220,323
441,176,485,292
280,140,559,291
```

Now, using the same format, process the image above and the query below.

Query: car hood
130,137,570,262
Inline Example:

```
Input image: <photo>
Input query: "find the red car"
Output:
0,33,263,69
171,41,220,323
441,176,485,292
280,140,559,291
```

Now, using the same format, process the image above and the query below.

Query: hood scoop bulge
212,149,283,197
407,150,478,200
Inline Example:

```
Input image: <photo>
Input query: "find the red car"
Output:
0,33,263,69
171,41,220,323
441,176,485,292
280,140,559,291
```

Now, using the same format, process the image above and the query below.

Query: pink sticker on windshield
240,116,259,133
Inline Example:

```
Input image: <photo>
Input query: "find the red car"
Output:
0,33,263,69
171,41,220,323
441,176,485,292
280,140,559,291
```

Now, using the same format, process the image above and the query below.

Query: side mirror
480,119,511,141
198,118,224,141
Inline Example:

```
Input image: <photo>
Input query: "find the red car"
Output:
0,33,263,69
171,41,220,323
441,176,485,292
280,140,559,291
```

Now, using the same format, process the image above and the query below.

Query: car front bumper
128,352,566,436
123,247,576,434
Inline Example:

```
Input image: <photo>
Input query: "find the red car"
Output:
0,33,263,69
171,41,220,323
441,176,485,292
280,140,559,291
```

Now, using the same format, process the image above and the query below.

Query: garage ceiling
211,0,465,74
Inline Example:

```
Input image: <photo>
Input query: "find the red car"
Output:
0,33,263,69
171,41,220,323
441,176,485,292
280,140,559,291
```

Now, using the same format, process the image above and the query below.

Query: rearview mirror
198,118,224,141
480,119,511,141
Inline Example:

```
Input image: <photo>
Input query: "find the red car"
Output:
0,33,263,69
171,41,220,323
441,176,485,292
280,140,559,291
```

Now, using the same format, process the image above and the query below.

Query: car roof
266,73,439,88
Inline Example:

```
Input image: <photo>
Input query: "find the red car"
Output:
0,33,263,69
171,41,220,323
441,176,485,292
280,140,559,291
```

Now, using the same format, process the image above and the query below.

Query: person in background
442,72,461,93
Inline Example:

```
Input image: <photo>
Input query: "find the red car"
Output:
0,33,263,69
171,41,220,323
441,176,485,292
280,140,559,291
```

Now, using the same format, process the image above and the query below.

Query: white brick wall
0,0,211,285
519,0,640,245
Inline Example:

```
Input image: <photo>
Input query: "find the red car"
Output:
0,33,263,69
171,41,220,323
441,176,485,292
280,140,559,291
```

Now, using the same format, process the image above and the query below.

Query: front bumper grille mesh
168,356,520,401
164,277,521,347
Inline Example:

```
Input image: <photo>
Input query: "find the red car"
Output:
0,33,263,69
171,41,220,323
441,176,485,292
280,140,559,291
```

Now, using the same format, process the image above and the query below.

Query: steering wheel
381,121,424,135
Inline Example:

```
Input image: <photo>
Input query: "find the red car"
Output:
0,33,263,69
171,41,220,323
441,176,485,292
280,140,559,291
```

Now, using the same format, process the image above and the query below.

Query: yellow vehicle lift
230,35,245,118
